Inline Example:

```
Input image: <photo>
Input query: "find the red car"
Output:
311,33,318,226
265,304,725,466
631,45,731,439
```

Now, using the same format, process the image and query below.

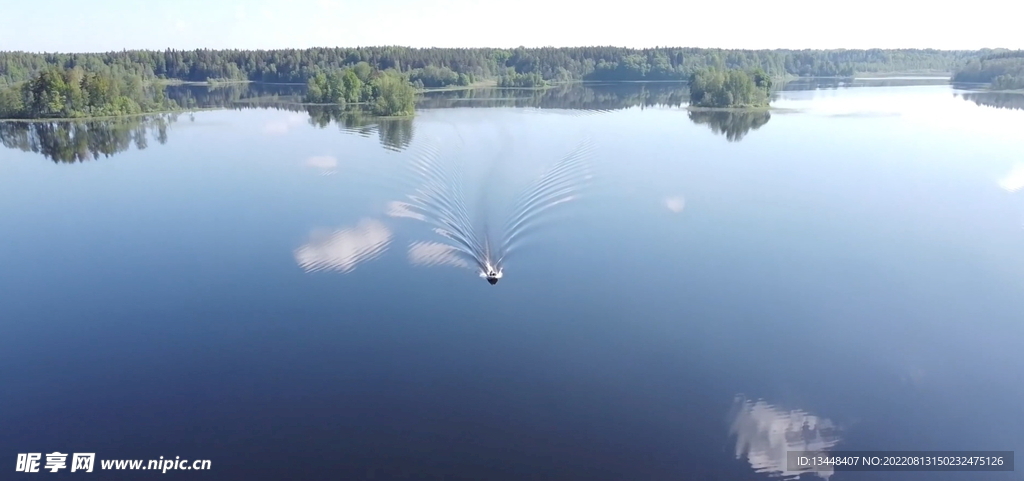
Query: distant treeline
0,47,989,89
952,50,1024,90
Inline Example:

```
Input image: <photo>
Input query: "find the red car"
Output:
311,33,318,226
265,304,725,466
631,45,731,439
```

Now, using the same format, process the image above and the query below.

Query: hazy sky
2,0,1022,52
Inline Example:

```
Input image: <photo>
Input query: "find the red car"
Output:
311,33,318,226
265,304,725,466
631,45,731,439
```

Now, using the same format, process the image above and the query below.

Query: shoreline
2,76,983,121
0,108,212,122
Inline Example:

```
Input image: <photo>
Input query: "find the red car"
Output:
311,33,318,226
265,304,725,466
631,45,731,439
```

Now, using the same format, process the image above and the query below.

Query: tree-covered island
303,63,416,116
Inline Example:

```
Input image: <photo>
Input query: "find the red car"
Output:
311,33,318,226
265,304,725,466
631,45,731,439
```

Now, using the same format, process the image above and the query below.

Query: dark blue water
1,82,1022,480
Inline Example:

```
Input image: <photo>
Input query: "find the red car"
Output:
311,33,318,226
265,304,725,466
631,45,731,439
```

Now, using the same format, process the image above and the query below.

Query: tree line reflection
417,82,691,111
10,79,1019,163
0,114,176,163
0,80,862,162
274,103,415,152
955,91,1024,111
688,110,771,142
781,76,950,91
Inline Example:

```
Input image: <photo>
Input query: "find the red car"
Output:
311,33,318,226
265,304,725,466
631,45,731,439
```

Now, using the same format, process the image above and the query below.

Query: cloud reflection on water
998,164,1024,193
294,219,391,273
408,241,472,269
730,396,841,480
262,112,307,135
304,155,338,176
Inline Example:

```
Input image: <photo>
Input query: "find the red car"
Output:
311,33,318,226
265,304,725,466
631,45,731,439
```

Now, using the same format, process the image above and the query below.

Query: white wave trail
389,137,595,282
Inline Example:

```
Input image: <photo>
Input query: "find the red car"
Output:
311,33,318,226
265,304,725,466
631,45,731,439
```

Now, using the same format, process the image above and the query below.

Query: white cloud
664,196,685,213
294,219,392,273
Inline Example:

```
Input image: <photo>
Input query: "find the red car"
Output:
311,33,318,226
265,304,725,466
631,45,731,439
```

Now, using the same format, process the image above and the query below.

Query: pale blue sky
2,0,1022,52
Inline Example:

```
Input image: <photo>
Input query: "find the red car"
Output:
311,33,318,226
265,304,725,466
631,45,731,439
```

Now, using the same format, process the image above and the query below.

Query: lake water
1,80,1023,480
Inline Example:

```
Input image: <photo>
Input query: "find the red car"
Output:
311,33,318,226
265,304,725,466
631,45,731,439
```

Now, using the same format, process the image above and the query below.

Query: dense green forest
0,47,988,89
689,68,772,108
0,67,177,119
408,65,472,88
304,62,416,115
952,51,1024,90
497,72,546,88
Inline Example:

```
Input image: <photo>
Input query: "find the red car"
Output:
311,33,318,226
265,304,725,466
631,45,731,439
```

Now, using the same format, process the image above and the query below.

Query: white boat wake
388,136,595,284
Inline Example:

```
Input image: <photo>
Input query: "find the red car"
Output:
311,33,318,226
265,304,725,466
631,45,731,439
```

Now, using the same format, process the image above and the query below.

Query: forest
408,65,473,88
0,67,177,119
304,62,416,116
688,68,772,108
0,47,990,89
497,72,546,88
952,51,1024,90
4,47,1020,119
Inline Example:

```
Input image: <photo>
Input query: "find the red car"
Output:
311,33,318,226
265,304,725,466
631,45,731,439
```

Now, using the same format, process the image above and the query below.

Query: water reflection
263,112,308,135
293,219,392,273
956,91,1024,111
688,110,771,142
730,396,841,480
420,83,771,141
418,82,688,111
284,104,415,152
304,155,338,176
0,114,177,163
164,82,305,110
407,241,472,269
0,104,416,162
0,82,788,163
168,82,416,151
999,165,1024,193
782,77,950,91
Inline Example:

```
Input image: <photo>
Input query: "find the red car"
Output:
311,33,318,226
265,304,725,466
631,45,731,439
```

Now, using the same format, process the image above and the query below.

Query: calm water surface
1,81,1023,480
